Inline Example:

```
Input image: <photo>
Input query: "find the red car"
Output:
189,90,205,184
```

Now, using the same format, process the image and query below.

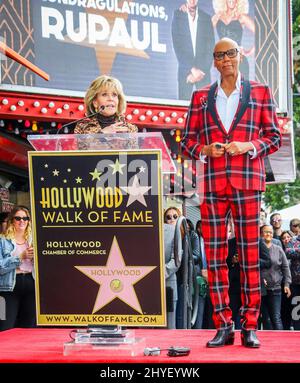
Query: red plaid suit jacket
182,79,281,192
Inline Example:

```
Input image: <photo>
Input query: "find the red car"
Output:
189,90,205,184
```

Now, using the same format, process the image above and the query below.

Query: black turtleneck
97,113,118,128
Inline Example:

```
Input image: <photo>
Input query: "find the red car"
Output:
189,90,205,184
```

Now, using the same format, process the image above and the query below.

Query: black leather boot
206,326,234,348
241,330,260,348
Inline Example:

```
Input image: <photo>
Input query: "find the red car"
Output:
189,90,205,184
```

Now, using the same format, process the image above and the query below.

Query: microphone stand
57,106,105,134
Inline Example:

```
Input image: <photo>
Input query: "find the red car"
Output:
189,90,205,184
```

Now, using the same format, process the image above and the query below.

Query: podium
27,132,174,354
28,132,176,173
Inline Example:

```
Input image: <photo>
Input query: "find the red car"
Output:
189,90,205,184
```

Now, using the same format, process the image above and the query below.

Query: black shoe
206,327,234,348
241,330,260,348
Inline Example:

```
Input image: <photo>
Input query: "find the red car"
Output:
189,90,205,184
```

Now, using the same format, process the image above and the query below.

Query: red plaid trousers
201,182,261,330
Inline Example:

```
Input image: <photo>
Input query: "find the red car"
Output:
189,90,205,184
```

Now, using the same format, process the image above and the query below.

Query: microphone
57,105,106,134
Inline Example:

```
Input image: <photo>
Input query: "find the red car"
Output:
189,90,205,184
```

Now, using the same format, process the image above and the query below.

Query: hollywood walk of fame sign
28,149,166,326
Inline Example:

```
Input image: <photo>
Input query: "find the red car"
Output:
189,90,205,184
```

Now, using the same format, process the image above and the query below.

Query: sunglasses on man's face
14,216,30,222
213,48,239,61
292,224,300,228
166,214,178,220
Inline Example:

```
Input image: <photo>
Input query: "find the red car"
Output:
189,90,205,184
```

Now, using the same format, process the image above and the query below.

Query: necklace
16,241,26,245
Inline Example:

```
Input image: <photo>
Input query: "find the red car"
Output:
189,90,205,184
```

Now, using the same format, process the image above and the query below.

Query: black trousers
261,289,283,330
229,292,242,329
259,294,273,330
0,273,36,331
281,284,292,330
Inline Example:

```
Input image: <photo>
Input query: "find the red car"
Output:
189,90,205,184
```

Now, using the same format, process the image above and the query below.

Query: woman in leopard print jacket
74,75,137,134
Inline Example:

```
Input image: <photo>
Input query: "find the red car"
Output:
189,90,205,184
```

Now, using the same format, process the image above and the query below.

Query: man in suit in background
171,0,215,100
182,37,281,348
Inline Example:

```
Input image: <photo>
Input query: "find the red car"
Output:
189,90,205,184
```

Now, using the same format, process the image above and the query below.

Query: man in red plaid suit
182,38,281,348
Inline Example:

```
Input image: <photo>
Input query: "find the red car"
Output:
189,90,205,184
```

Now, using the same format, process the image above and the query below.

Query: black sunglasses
166,214,178,220
14,216,30,221
292,224,300,228
213,48,239,61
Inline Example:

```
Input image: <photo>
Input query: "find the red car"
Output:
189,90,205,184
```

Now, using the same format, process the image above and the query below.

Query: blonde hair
212,0,249,16
4,206,32,242
84,75,127,116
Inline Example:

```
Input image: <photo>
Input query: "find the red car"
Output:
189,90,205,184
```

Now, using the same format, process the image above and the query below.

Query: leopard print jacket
74,115,138,134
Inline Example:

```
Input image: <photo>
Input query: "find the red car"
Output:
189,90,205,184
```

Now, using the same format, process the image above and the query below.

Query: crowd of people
164,207,300,331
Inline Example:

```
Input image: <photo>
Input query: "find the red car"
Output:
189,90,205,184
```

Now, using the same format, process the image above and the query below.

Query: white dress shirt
216,72,241,133
187,8,198,57
200,72,256,161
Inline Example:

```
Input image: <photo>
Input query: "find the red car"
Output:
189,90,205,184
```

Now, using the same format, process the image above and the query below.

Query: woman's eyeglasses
213,48,239,61
14,216,30,221
166,214,178,220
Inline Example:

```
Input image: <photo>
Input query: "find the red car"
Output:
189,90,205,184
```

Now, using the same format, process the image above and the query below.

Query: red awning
0,133,30,170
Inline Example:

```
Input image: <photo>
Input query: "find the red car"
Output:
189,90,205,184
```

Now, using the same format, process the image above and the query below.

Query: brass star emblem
109,159,126,175
75,236,156,314
89,168,102,181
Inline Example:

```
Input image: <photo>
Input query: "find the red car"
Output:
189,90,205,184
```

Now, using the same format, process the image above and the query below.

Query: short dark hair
186,218,194,231
290,218,300,229
260,224,272,235
280,231,293,239
270,212,281,223
0,212,9,223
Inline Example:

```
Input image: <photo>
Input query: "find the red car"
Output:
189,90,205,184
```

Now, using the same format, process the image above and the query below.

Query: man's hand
186,73,196,84
201,269,208,282
284,286,291,298
187,69,205,84
224,141,253,156
201,142,225,157
191,68,205,82
179,3,187,12
232,255,239,264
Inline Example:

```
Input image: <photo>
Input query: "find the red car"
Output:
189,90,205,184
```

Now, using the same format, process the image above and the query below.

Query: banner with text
1,0,260,103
